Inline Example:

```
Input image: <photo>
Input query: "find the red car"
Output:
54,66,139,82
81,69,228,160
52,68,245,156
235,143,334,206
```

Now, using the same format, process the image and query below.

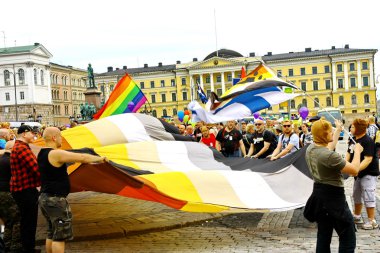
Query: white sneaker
353,215,364,224
362,220,379,230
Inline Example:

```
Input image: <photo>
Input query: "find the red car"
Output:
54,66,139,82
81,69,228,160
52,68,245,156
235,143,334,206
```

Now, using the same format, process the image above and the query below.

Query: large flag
196,82,208,104
33,113,313,213
188,63,299,123
93,73,147,119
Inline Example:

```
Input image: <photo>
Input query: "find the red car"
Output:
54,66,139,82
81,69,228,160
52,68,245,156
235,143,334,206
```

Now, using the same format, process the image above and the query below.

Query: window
152,110,157,117
160,80,165,87
65,105,69,115
277,70,282,78
171,79,175,87
151,94,156,103
140,82,145,89
337,64,343,72
216,75,221,82
163,109,167,117
41,70,44,85
5,92,10,101
206,76,210,83
182,91,188,101
326,97,332,107
161,94,166,102
364,94,370,103
172,93,176,101
300,68,305,76
365,109,370,113
352,110,357,114
181,78,186,85
288,69,293,77
173,108,177,116
64,91,68,100
363,76,369,86
20,91,24,100
324,65,330,73
339,96,344,105
4,70,10,86
206,89,211,98
313,81,318,90
338,79,344,89
351,95,357,105
312,67,317,74
227,74,232,82
301,82,306,91
268,106,272,111
18,69,25,85
34,69,38,85
150,81,155,88
349,63,355,71
350,77,356,88
290,100,295,109
325,80,331,90
362,62,368,70
302,99,307,107
110,85,114,91
314,98,319,108
196,77,200,84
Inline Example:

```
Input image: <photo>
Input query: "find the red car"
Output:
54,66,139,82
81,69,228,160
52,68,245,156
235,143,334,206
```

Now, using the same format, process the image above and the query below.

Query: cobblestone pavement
35,140,380,252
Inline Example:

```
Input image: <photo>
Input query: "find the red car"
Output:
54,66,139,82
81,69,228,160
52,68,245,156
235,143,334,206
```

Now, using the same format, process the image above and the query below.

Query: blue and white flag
196,82,208,104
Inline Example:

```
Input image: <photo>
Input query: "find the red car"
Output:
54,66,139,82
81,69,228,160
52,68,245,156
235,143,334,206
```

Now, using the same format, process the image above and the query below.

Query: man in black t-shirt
216,121,246,157
346,118,380,230
246,119,277,159
38,127,107,253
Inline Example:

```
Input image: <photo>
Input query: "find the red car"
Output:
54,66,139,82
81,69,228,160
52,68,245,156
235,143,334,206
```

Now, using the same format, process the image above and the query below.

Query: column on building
357,60,362,89
369,58,374,88
190,75,195,100
332,62,337,91
343,61,349,91
221,72,225,94
210,73,214,92
231,70,235,81
199,73,204,89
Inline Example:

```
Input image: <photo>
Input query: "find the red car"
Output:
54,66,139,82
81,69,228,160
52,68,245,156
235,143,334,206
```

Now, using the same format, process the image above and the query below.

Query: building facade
0,43,54,124
95,46,377,124
50,63,87,126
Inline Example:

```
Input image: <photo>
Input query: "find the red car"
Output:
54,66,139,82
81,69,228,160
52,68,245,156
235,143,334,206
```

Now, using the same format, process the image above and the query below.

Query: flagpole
214,9,218,57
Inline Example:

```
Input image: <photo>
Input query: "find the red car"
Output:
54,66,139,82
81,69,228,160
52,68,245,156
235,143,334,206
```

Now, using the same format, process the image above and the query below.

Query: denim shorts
39,193,73,241
353,175,378,208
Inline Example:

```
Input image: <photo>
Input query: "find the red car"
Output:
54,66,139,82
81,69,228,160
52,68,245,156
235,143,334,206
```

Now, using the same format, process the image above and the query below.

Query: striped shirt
10,140,40,192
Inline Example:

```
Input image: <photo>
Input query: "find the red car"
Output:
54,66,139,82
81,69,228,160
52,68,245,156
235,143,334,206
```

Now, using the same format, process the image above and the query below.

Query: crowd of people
1,113,380,252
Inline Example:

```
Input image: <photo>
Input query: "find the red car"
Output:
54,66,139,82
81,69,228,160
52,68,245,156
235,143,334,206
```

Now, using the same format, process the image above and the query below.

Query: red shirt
10,140,40,192
200,133,216,148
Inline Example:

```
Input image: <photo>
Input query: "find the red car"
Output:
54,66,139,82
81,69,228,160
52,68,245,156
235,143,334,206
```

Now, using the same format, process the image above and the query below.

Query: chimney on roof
305,48,312,52
193,58,198,62
266,52,272,56
144,63,148,68
158,62,162,67
344,44,349,49
331,46,336,50
107,66,113,72
34,43,40,46
249,52,255,57
123,66,127,70
176,60,181,64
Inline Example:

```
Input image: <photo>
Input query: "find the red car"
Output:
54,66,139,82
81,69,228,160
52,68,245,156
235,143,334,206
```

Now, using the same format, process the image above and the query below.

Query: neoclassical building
0,43,54,123
95,46,377,123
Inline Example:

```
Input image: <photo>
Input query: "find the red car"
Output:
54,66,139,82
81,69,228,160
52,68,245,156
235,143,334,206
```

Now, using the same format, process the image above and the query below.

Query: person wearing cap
38,127,108,253
0,140,23,253
10,125,41,253
304,118,363,253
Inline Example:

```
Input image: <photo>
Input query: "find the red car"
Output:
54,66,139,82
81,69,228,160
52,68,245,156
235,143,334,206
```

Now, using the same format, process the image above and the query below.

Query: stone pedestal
84,88,102,110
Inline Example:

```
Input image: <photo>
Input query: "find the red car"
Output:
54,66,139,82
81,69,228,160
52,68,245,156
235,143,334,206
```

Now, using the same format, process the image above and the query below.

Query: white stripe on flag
107,114,152,143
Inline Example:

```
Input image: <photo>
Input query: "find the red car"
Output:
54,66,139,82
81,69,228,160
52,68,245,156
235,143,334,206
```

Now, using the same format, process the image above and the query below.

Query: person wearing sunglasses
270,120,300,160
245,119,277,159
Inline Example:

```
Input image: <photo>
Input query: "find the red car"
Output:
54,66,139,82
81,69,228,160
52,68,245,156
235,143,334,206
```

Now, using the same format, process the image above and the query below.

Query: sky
1,0,380,82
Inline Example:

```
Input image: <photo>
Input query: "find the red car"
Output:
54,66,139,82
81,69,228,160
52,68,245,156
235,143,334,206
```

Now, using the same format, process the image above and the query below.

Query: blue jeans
316,202,356,253
224,150,240,157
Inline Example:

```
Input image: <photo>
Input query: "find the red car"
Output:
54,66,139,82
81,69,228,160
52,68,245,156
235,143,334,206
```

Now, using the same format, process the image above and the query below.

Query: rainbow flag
93,73,147,119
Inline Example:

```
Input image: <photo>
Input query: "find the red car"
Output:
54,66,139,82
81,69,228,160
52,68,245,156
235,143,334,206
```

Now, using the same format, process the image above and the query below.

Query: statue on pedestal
80,102,97,120
87,63,96,89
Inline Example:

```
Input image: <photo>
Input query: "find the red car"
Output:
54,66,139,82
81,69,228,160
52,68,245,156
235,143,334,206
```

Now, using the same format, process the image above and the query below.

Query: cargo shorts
38,193,73,241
